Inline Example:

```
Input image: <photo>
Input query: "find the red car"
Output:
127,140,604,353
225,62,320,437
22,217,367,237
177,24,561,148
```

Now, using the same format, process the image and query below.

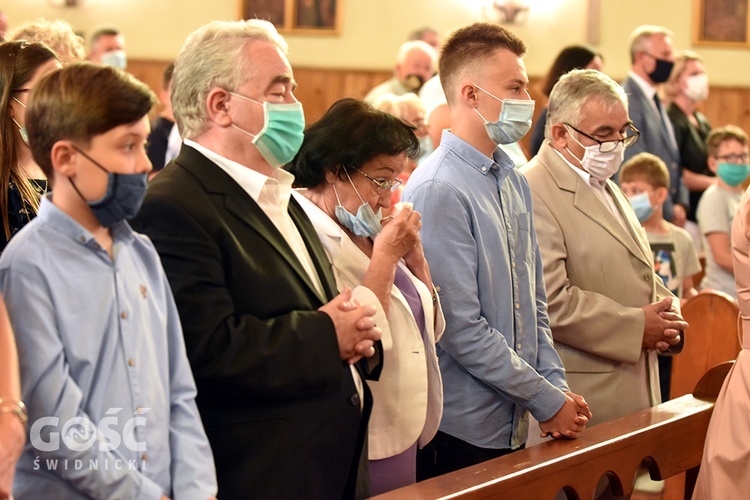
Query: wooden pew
671,291,740,400
373,362,732,500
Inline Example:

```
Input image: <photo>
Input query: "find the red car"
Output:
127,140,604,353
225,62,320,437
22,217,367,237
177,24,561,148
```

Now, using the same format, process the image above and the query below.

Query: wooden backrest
670,291,740,400
372,362,733,500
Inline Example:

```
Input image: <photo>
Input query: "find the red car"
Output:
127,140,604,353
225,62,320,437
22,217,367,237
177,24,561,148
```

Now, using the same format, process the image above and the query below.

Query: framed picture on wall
239,0,342,35
693,0,750,47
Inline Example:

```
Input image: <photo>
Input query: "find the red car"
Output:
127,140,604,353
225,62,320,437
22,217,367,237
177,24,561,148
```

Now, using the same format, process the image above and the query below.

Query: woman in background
0,41,59,251
529,45,603,156
288,98,444,495
664,50,712,223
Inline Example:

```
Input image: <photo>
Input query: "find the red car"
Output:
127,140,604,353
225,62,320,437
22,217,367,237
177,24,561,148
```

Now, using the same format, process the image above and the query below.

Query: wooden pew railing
374,362,733,500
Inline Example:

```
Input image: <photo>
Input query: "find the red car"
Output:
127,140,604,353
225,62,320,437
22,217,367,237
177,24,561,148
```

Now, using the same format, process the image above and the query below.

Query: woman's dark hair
541,45,601,97
0,40,58,239
288,98,420,188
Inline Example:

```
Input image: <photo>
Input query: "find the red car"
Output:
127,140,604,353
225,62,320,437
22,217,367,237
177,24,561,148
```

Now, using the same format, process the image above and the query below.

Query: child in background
621,152,701,402
696,125,750,297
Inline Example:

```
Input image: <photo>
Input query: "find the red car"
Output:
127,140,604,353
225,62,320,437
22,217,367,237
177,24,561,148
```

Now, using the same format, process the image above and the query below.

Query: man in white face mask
522,69,688,435
87,27,127,70
403,22,591,480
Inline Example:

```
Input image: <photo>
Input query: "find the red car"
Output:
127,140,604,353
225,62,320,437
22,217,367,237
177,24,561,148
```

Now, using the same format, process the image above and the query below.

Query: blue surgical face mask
717,162,750,187
101,50,127,70
333,169,382,238
69,145,148,227
473,84,535,145
628,192,655,223
11,96,29,146
229,92,305,169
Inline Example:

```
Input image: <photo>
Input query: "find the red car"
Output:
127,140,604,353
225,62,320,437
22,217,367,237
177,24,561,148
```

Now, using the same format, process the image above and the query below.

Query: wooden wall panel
127,60,750,145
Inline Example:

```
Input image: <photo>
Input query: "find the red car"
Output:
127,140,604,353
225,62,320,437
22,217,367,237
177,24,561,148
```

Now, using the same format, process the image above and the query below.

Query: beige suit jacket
521,142,674,424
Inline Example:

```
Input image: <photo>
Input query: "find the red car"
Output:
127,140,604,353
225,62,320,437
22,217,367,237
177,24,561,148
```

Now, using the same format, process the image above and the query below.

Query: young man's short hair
706,125,749,158
620,152,670,189
25,63,156,181
439,22,526,105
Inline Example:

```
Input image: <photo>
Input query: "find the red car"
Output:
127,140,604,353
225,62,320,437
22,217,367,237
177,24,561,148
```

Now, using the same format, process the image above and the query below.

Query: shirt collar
184,139,295,204
628,71,656,100
37,193,135,247
439,130,515,176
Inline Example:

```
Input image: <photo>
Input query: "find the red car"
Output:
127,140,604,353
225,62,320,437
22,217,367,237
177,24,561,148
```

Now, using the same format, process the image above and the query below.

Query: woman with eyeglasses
0,41,60,252
287,98,444,495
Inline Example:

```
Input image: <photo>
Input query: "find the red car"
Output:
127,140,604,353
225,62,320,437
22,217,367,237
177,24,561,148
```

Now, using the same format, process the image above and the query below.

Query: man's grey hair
545,69,628,140
628,25,673,63
172,19,287,140
396,40,437,66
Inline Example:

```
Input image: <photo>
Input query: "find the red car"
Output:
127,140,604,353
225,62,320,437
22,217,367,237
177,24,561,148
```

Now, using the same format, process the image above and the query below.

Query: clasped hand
539,391,592,440
319,288,382,365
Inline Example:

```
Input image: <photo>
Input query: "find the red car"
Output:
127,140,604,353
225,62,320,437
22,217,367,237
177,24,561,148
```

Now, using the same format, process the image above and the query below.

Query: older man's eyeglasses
565,123,640,153
349,166,402,193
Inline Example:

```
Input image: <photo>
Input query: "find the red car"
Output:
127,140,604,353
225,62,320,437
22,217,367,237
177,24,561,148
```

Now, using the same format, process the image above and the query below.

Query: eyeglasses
715,153,750,163
565,123,640,153
349,166,402,193
11,88,29,94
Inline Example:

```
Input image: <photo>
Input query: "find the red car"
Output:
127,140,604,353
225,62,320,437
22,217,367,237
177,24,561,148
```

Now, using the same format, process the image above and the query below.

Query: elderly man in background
131,19,382,499
364,40,437,103
621,25,687,226
522,69,688,431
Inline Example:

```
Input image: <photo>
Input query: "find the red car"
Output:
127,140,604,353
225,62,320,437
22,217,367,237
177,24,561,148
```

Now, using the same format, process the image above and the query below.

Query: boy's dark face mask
68,144,148,227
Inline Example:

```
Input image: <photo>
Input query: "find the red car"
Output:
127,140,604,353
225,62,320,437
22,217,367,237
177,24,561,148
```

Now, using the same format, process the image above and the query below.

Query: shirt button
481,167,487,172
643,273,650,281
516,343,522,349
141,453,148,461
512,261,516,268
435,285,442,293
515,302,520,310
79,236,85,243
135,406,142,413
120,311,128,319
128,358,135,367
350,394,360,407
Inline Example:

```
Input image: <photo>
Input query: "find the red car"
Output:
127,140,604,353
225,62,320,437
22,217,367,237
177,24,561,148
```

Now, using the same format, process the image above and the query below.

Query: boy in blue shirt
0,63,217,499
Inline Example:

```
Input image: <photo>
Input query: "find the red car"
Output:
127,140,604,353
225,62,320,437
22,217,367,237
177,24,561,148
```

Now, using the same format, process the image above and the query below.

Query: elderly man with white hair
364,40,437,104
521,69,688,429
131,19,383,499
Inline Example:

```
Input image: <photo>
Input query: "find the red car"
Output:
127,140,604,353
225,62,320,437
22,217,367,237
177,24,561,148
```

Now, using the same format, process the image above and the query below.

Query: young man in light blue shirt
403,23,591,479
0,64,217,499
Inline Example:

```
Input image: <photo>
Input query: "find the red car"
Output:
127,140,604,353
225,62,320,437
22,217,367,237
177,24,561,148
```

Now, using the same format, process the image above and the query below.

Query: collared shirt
551,146,627,227
403,131,568,449
185,139,324,298
0,196,217,499
183,140,362,398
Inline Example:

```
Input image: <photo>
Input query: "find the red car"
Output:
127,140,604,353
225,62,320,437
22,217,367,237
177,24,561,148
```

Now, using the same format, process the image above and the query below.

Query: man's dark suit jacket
131,145,372,499
621,75,688,220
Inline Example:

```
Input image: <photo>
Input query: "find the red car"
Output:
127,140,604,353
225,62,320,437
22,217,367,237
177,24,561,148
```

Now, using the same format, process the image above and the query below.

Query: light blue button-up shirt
0,195,217,499
403,131,568,449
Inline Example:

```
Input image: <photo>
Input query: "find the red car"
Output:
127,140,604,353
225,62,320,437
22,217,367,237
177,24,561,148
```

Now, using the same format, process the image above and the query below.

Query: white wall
5,0,750,85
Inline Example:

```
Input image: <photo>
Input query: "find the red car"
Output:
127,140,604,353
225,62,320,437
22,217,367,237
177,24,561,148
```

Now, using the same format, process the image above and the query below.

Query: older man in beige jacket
522,69,688,426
